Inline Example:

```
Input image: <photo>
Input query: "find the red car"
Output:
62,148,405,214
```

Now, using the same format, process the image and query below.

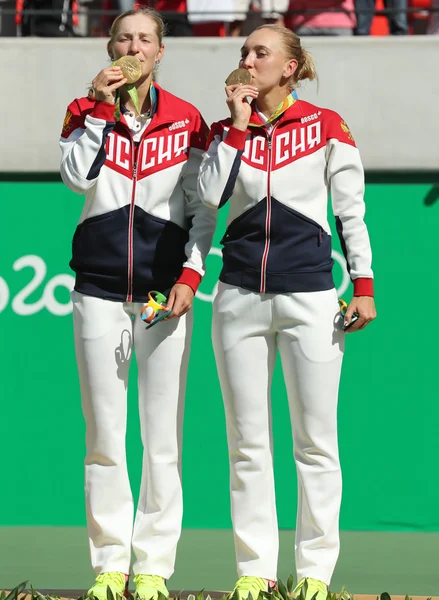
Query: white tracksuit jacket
60,84,217,301
198,99,373,296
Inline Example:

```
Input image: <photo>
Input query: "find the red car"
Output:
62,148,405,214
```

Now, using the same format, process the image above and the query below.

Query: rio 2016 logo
0,250,350,316
0,255,74,316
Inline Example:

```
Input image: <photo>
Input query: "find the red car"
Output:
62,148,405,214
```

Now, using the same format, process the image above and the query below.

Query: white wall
1,36,438,172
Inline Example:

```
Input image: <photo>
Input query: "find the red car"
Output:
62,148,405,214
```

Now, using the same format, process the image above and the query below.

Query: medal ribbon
114,80,158,122
248,90,298,128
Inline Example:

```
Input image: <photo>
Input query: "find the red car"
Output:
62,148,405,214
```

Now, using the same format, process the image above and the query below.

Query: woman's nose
241,54,253,68
129,39,140,54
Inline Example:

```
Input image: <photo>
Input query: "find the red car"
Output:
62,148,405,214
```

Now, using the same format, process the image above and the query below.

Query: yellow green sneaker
134,574,169,600
229,576,273,600
293,578,328,600
87,572,128,600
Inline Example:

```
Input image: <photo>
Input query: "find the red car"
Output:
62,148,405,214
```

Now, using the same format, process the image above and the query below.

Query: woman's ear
284,58,298,79
156,43,165,64
107,40,113,61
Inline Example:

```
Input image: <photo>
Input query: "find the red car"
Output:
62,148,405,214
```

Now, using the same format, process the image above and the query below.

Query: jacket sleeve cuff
353,278,374,297
224,126,248,150
176,267,202,293
90,101,116,122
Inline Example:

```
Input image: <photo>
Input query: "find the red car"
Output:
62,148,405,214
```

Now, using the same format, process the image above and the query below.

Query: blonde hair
254,24,317,89
107,7,166,59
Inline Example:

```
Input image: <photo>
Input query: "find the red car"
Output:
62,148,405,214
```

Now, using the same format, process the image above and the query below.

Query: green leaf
286,575,294,595
339,587,353,600
278,580,289,600
298,580,307,600
5,583,28,600
106,586,115,600
380,593,391,600
196,589,205,600
230,590,240,600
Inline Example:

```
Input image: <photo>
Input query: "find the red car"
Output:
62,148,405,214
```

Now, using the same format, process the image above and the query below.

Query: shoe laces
234,577,267,596
95,573,125,587
134,575,165,587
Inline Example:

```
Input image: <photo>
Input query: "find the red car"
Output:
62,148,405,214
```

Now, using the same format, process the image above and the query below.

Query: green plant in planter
0,579,434,600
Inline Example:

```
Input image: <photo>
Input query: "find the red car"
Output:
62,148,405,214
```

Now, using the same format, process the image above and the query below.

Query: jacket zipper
258,130,325,292
260,125,277,293
123,116,179,302
127,140,139,302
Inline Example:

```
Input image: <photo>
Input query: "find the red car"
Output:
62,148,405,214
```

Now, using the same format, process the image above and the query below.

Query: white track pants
212,283,345,585
72,291,192,578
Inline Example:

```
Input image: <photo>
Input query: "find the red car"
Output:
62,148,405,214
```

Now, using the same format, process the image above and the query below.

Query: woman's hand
225,83,259,131
165,283,195,319
344,296,376,333
91,66,127,104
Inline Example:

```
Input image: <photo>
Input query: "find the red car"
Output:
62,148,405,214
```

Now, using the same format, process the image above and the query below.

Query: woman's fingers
92,67,124,91
107,78,128,92
91,67,128,102
344,297,376,334
226,83,258,99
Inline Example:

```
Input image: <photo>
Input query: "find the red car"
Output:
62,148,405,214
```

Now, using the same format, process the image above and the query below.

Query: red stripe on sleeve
353,278,374,297
176,267,202,293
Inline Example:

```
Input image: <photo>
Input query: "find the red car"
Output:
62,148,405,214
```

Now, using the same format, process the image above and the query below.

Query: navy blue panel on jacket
87,122,115,181
132,208,188,300
70,206,188,302
219,197,334,294
219,149,244,208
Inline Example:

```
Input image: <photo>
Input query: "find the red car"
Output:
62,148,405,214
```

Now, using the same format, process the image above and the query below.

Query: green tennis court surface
1,529,438,596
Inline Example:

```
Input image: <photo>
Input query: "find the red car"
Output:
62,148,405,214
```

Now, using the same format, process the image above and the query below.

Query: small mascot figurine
141,291,172,330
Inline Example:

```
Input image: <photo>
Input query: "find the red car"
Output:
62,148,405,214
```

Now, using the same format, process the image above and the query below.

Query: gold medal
113,56,142,84
225,68,252,86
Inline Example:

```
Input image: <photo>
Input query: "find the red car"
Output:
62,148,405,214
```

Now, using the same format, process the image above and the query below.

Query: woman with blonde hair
60,7,216,600
198,24,376,600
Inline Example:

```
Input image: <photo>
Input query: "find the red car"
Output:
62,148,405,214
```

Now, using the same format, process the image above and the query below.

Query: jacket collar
248,90,302,128
119,83,180,129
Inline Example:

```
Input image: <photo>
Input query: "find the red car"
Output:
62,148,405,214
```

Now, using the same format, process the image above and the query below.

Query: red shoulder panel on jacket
190,114,210,151
323,109,357,148
61,97,95,139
